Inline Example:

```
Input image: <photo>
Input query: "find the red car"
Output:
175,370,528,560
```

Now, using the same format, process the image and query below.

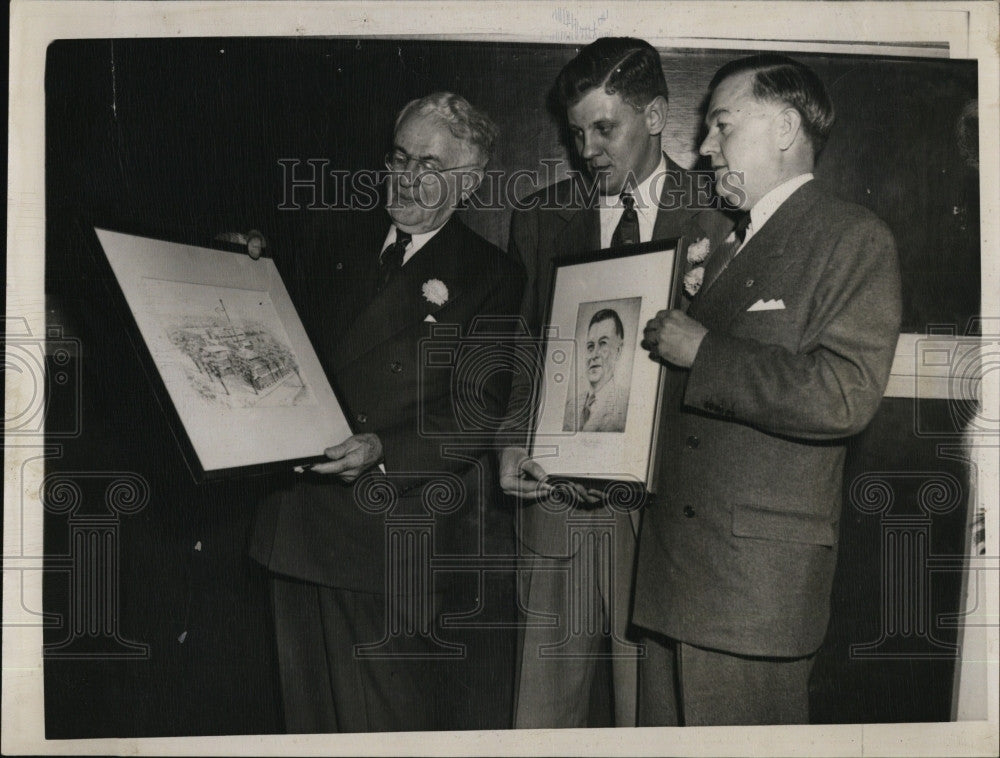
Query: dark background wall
43,38,979,737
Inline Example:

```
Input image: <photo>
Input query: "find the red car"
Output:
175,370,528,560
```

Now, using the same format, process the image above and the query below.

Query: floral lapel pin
683,237,711,297
422,278,449,307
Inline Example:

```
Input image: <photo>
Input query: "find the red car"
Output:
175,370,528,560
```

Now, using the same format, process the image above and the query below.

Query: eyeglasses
384,148,482,177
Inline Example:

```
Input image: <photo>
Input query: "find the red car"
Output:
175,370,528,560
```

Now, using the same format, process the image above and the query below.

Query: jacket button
683,506,696,518
335,262,344,270
390,361,403,373
356,413,368,424
745,278,754,287
686,435,700,449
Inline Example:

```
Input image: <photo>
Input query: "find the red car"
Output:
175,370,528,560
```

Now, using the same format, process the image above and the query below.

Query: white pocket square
747,298,785,312
423,314,437,323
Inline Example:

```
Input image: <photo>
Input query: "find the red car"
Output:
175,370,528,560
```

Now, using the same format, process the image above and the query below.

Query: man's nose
396,165,419,188
579,134,601,160
699,132,717,157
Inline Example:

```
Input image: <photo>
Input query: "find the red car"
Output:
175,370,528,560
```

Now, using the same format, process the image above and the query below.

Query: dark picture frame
88,225,352,481
529,237,688,491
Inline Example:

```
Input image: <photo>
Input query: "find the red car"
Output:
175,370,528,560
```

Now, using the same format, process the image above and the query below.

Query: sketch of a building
169,318,301,395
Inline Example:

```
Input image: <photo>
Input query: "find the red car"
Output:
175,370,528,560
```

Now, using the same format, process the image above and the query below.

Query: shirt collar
588,373,619,402
382,222,446,265
599,153,667,222
749,173,813,235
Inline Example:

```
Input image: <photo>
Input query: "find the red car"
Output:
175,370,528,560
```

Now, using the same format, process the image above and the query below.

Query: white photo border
5,2,998,757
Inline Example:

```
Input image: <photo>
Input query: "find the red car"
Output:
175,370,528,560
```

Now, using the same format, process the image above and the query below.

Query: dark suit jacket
505,156,733,557
250,213,525,593
632,180,902,657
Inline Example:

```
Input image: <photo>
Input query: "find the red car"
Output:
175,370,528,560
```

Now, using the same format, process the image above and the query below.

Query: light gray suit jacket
632,180,902,657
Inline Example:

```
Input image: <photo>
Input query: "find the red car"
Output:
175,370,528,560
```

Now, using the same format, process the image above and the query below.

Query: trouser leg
270,574,448,733
269,575,339,734
637,633,813,727
318,585,448,733
637,632,680,727
513,547,601,728
676,642,815,726
606,510,640,727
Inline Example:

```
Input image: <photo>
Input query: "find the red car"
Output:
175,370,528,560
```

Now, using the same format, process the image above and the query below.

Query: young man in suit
250,92,525,733
499,37,730,728
635,54,902,725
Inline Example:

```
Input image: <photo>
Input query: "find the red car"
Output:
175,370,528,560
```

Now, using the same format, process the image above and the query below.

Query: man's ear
644,95,669,136
776,107,804,151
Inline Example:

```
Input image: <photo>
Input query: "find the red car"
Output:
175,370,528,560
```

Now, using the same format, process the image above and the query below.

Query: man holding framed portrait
499,37,731,728
635,54,902,726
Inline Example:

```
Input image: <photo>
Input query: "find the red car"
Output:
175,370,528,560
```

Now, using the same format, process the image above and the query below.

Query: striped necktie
611,192,640,247
701,213,751,294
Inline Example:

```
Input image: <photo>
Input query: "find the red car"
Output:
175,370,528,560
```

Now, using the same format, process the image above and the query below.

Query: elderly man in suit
634,54,902,725
250,92,524,733
499,37,731,728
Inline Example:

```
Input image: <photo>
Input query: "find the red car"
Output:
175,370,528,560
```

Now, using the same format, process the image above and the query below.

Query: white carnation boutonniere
686,237,711,265
684,266,705,297
683,237,711,297
422,278,449,306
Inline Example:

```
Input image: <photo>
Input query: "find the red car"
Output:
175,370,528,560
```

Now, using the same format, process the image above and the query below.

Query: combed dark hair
555,37,668,111
709,54,835,154
589,308,625,339
395,91,498,165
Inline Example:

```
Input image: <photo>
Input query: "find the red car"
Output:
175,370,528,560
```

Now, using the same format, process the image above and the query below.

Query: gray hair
395,92,498,165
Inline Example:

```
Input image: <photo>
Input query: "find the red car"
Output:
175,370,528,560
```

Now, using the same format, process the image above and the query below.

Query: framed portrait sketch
529,238,687,491
91,226,353,480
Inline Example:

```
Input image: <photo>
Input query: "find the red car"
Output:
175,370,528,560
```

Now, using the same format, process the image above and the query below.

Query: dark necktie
580,392,596,428
701,212,751,294
377,230,411,292
611,192,640,247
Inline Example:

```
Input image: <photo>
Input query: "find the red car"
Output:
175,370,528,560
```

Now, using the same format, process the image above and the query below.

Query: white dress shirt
380,224,445,265
739,173,814,251
598,154,667,249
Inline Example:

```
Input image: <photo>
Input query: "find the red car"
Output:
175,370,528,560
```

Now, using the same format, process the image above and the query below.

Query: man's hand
309,433,384,482
499,446,553,499
499,447,599,504
643,309,708,368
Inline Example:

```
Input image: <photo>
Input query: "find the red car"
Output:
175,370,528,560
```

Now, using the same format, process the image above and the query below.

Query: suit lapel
332,218,464,369
691,182,821,323
554,157,694,256
650,156,698,242
558,203,600,256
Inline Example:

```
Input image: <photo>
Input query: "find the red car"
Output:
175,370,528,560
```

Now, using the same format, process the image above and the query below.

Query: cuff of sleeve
683,330,737,415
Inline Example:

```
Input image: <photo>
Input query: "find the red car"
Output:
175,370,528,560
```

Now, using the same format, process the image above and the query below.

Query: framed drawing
529,238,688,491
91,226,353,480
